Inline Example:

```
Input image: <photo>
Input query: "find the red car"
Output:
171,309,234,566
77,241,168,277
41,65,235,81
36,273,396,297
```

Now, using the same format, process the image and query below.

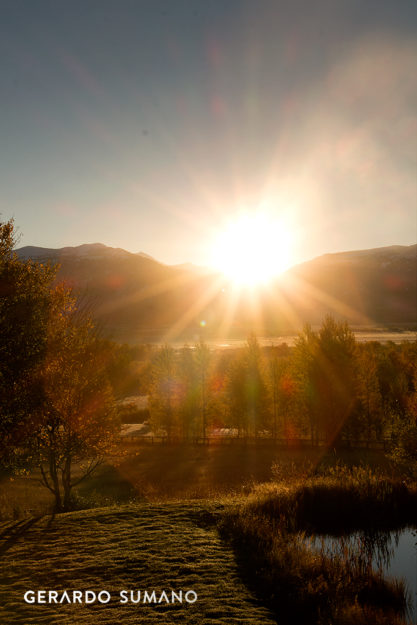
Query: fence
119,435,390,450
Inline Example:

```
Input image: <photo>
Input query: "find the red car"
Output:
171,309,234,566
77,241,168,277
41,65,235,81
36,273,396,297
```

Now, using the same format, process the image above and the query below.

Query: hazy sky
1,0,416,266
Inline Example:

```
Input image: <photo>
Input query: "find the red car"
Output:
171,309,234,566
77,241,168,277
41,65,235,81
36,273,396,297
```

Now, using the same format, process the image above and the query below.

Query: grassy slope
0,502,276,625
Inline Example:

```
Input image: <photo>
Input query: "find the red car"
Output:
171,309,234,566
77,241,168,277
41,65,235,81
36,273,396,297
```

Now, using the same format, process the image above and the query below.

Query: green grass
0,502,276,625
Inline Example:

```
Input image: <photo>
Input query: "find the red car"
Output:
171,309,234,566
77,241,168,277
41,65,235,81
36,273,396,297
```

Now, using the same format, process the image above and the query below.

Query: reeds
220,466,415,624
246,464,417,534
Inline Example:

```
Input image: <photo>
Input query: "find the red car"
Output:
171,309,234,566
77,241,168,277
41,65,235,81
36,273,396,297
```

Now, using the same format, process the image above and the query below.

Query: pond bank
220,469,417,624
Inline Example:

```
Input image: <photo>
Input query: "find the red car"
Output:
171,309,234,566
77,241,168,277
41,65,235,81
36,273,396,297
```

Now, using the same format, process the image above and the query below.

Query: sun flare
211,212,293,286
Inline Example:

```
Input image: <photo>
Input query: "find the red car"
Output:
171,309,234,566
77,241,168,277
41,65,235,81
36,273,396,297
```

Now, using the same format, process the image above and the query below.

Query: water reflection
309,528,417,622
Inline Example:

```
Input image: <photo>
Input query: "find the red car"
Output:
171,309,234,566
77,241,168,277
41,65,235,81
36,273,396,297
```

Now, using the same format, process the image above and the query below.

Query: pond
308,528,417,623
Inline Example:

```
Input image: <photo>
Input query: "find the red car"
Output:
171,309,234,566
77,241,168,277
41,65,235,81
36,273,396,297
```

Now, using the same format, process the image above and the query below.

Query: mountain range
16,243,416,342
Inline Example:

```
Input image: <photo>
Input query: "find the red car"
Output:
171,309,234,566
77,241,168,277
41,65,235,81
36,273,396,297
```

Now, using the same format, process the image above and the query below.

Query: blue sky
1,0,416,266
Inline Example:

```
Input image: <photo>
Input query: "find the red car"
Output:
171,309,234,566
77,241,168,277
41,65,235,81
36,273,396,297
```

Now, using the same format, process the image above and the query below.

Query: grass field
0,502,277,625
1,447,413,625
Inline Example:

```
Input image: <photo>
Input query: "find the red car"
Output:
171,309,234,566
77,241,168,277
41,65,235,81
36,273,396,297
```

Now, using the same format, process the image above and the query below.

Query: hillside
16,243,416,340
17,243,225,342
280,244,417,327
0,503,276,625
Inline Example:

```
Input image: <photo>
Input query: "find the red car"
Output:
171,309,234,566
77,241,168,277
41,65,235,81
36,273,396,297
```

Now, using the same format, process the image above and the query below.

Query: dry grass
243,465,417,534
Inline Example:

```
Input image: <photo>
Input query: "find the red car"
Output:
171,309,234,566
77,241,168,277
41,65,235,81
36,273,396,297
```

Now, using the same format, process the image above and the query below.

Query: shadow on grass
115,445,327,499
116,445,395,498
0,517,41,556
75,464,139,505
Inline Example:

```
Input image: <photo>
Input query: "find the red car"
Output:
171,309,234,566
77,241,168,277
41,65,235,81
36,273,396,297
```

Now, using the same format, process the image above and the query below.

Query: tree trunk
48,451,62,511
62,455,72,510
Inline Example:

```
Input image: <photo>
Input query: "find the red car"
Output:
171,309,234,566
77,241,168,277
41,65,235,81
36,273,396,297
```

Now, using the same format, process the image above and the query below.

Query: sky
1,0,416,267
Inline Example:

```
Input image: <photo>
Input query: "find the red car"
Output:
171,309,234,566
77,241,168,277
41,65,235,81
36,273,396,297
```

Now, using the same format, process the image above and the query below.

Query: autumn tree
31,288,118,510
1,218,119,510
224,335,269,437
149,344,178,439
293,325,320,445
355,343,383,445
0,218,57,460
177,345,199,439
386,344,417,476
293,317,357,446
194,340,212,438
174,341,212,439
378,342,415,421
268,352,297,440
223,352,249,436
316,316,357,445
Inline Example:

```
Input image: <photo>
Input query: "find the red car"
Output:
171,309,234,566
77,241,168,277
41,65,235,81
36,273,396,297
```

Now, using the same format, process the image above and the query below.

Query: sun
210,212,293,286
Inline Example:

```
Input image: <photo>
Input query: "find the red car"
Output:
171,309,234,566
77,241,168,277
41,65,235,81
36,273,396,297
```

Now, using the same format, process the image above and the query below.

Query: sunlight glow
210,211,293,286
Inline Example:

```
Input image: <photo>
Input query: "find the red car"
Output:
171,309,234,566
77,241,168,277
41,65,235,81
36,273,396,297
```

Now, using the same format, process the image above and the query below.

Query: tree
387,345,417,476
245,334,269,436
1,218,119,510
293,324,320,445
224,335,269,437
149,341,213,441
0,218,57,459
316,316,357,445
149,344,178,439
268,354,297,440
174,341,212,439
194,340,211,438
224,352,249,436
177,345,199,439
356,344,383,445
293,317,357,446
31,290,118,510
378,342,414,421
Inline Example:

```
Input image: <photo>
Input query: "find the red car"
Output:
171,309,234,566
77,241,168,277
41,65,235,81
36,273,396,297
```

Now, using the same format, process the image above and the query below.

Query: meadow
0,501,277,625
1,447,416,624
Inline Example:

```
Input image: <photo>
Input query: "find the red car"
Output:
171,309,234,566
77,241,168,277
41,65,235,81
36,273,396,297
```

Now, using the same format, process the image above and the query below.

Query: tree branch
70,458,103,488
39,464,55,495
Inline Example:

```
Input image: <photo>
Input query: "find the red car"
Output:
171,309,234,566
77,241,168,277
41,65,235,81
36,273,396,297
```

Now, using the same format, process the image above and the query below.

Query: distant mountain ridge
304,244,416,264
17,243,160,263
15,243,416,341
283,244,416,327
